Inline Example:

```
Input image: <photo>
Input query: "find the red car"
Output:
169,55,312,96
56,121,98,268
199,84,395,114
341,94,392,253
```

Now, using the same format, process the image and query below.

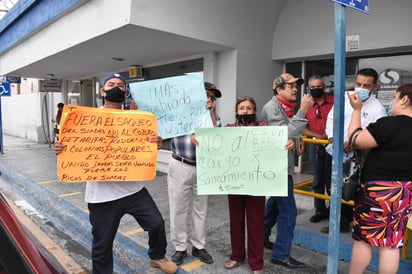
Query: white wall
1,92,63,142
128,0,286,123
273,0,412,60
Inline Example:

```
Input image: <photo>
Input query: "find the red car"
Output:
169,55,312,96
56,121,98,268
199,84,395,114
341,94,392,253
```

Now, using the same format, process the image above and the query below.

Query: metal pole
0,95,3,154
327,3,346,274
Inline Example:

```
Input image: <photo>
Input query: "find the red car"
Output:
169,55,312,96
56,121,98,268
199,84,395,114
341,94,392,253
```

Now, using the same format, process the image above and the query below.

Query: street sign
0,82,11,97
6,76,21,84
332,0,370,14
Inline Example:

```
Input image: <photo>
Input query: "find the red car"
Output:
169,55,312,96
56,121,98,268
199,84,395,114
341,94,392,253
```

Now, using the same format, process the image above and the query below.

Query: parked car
0,192,67,274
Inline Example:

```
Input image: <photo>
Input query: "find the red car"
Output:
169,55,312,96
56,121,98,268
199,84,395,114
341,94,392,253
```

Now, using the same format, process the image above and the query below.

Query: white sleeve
325,105,334,138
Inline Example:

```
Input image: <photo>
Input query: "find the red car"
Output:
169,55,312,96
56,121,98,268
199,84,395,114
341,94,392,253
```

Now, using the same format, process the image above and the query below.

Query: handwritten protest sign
57,106,158,182
129,73,213,139
195,126,288,196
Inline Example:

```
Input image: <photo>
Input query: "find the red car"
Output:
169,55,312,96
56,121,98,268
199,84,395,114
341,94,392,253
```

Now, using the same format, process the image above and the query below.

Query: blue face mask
387,100,393,116
354,87,371,101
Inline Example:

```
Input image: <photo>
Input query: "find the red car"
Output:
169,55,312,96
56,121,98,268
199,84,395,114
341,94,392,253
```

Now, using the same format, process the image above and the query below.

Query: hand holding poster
129,73,213,139
57,106,158,182
195,126,288,196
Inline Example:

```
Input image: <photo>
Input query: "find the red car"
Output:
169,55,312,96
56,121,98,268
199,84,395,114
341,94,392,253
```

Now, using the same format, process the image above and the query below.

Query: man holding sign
55,73,177,274
261,73,313,268
167,82,221,265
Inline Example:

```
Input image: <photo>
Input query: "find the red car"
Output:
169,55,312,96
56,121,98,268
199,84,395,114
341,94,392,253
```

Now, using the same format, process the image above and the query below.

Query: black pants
88,188,167,274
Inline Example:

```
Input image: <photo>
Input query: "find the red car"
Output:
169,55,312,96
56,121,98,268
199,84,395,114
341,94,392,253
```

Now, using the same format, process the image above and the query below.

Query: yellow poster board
408,216,412,230
57,106,158,182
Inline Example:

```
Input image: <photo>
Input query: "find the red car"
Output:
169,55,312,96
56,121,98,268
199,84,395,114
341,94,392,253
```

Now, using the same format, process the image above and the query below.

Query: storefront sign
377,69,401,109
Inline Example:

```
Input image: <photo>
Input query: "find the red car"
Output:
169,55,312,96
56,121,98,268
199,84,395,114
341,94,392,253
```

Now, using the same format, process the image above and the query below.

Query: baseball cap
273,73,304,89
204,82,222,98
102,73,126,85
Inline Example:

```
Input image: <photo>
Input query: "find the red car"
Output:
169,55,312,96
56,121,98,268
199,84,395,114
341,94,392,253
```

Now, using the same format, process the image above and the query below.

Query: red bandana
277,97,297,118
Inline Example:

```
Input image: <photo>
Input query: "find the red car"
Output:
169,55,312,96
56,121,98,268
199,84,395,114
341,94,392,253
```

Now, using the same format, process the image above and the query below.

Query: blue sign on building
332,0,370,14
0,82,11,97
6,76,21,84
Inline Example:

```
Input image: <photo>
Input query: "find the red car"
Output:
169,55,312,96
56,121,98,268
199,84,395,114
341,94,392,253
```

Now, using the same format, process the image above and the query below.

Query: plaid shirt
171,134,196,161
171,116,221,161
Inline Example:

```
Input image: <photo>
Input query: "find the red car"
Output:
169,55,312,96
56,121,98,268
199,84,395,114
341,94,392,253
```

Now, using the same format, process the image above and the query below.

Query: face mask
387,100,393,116
236,114,256,125
354,87,371,101
104,86,126,103
309,88,324,98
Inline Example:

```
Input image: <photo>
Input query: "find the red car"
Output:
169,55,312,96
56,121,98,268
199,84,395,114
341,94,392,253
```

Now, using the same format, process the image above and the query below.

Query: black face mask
236,114,256,125
309,88,324,98
104,86,126,103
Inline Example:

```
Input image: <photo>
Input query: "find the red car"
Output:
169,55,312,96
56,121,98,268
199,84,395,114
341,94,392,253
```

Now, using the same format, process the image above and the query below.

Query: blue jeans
88,188,167,274
311,145,331,216
264,175,297,260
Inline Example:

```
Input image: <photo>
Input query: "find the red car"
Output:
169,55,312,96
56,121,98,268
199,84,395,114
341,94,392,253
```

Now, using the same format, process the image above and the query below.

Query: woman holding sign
223,96,267,274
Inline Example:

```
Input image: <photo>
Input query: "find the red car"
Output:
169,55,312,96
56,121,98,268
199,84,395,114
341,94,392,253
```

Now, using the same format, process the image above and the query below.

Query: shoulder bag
342,127,362,201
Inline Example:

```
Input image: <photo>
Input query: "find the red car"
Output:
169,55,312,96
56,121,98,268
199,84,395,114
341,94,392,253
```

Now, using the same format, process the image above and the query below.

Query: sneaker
192,247,213,264
264,237,273,250
171,250,187,265
149,257,178,274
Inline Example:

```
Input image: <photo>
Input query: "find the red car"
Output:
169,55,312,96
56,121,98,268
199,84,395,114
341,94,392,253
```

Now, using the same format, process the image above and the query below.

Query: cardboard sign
57,106,158,182
129,73,213,139
195,126,288,196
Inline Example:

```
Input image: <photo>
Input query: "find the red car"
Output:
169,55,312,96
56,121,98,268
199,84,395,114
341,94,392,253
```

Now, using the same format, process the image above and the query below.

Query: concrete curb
0,161,188,273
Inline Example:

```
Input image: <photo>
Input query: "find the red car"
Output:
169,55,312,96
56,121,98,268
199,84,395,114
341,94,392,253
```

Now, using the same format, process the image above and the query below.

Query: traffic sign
332,0,370,14
0,82,11,97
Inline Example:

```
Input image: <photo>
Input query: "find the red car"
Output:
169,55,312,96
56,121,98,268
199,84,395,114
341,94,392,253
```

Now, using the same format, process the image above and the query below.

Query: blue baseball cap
102,73,126,85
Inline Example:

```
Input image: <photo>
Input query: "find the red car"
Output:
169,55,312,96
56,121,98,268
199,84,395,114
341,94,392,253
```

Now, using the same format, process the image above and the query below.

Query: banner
195,126,288,196
57,106,158,182
129,73,213,139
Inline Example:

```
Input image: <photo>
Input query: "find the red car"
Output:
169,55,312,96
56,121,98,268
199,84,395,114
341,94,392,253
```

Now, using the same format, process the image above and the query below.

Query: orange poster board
57,106,158,182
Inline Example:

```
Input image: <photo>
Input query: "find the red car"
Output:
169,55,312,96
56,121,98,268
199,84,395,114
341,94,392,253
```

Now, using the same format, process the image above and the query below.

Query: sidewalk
0,134,408,273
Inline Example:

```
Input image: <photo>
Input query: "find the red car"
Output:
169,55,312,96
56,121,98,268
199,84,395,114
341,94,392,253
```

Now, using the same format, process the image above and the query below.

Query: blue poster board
129,73,213,139
332,0,370,14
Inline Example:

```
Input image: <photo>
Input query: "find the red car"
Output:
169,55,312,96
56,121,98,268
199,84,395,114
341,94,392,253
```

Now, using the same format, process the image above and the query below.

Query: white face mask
354,87,371,101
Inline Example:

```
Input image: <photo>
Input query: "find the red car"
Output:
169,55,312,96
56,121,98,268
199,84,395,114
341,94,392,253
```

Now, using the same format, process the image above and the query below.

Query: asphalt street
0,134,389,274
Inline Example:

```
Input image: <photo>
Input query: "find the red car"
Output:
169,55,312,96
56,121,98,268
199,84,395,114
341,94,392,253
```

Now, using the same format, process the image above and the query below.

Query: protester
223,96,267,274
54,73,177,274
323,68,387,233
262,73,313,268
167,82,221,265
303,76,334,223
347,83,412,274
52,102,64,136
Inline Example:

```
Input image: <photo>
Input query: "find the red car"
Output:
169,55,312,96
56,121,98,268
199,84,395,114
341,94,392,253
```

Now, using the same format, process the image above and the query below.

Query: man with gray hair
303,75,334,223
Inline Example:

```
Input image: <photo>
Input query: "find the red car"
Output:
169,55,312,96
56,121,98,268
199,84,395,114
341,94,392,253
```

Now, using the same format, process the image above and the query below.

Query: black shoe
271,257,305,268
192,247,213,264
309,213,327,223
320,225,350,234
171,250,187,265
264,237,273,250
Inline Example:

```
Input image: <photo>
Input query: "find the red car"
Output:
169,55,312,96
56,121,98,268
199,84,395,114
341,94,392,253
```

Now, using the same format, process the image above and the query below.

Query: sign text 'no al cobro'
57,105,158,182
195,126,288,196
129,73,213,139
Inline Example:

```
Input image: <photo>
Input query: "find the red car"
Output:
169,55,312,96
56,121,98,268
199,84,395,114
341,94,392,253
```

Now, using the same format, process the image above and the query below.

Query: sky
0,0,17,20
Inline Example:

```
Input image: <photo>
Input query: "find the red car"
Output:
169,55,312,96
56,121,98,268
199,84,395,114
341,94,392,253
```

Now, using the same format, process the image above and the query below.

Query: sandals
224,259,242,269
